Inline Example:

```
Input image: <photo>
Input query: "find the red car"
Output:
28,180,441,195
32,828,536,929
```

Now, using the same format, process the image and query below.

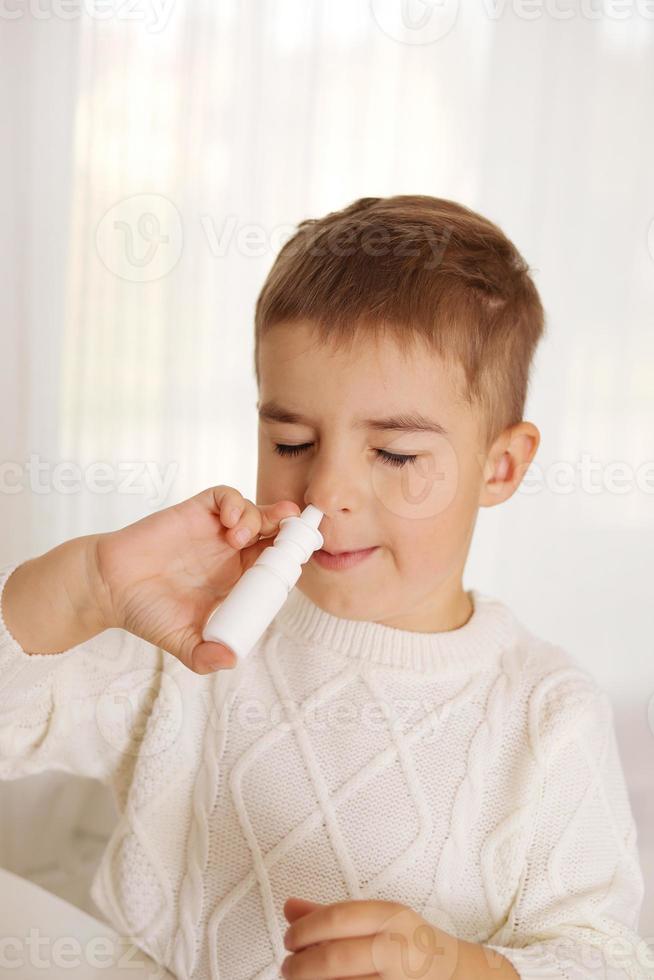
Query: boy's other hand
91,486,301,675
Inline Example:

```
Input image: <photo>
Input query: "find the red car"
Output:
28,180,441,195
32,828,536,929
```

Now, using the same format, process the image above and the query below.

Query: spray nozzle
297,504,323,531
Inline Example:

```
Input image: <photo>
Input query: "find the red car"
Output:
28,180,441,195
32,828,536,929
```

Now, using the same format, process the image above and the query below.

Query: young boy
0,196,650,980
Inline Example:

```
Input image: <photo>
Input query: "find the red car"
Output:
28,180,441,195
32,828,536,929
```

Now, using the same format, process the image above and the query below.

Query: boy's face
256,321,518,631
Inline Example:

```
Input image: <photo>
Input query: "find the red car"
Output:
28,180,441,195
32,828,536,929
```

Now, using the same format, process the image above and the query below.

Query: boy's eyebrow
257,400,449,435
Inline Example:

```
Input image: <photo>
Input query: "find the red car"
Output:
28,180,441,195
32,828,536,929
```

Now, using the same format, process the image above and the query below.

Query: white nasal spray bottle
201,504,324,662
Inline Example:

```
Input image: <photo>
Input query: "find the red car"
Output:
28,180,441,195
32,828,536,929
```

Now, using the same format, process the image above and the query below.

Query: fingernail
229,507,241,524
235,527,250,545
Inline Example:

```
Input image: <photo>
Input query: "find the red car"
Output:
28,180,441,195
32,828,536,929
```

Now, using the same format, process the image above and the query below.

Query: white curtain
1,0,652,929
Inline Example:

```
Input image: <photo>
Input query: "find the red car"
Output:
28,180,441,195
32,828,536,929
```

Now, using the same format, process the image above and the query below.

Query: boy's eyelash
272,443,418,469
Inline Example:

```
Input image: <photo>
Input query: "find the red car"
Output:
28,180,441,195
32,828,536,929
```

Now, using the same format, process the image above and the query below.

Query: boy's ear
477,422,540,508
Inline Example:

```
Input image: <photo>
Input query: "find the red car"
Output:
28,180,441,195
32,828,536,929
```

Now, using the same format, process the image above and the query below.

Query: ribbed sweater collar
272,586,515,673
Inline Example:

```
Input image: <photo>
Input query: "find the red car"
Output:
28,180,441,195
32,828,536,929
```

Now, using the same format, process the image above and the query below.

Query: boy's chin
297,575,379,622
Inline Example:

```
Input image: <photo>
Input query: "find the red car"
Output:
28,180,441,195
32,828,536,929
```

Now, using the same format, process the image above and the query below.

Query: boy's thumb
190,638,237,674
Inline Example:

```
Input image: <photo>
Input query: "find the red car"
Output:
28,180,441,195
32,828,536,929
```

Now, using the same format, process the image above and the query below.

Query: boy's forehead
258,321,464,408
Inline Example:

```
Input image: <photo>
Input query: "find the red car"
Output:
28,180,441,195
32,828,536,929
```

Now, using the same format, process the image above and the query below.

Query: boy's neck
377,584,474,634
298,580,474,635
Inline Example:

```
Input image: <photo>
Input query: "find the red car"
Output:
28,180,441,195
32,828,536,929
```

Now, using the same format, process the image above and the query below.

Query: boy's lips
320,546,372,555
312,545,379,571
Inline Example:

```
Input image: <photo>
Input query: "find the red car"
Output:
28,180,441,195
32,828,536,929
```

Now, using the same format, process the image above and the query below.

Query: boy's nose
303,493,355,520
303,453,369,517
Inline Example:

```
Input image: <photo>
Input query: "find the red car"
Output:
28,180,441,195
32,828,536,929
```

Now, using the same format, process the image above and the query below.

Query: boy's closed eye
272,443,419,469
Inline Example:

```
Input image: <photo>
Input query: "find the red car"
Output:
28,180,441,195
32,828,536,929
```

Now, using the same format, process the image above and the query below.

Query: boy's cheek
391,517,469,576
371,453,459,523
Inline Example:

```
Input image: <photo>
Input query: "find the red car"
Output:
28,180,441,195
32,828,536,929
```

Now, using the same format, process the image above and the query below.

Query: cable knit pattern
0,560,650,980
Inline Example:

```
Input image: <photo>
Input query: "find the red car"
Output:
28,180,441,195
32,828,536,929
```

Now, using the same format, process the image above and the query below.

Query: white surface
0,866,174,979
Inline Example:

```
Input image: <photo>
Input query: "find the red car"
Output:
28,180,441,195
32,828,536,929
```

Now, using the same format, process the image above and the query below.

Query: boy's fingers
206,485,245,526
256,500,302,538
229,500,301,548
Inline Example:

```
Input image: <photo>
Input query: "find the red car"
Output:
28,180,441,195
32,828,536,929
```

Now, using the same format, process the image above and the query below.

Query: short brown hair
254,194,546,450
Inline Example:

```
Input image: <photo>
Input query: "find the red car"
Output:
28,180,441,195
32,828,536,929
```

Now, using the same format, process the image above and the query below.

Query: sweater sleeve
485,682,653,980
0,560,166,786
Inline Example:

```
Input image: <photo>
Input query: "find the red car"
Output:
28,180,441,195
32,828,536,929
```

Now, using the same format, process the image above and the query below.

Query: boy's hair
254,195,545,450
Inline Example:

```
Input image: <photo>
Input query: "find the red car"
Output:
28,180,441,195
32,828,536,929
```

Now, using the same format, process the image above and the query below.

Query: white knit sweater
0,560,650,980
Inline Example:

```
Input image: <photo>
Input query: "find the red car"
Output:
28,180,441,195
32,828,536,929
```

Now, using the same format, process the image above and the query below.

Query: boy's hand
92,486,301,674
281,897,463,980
